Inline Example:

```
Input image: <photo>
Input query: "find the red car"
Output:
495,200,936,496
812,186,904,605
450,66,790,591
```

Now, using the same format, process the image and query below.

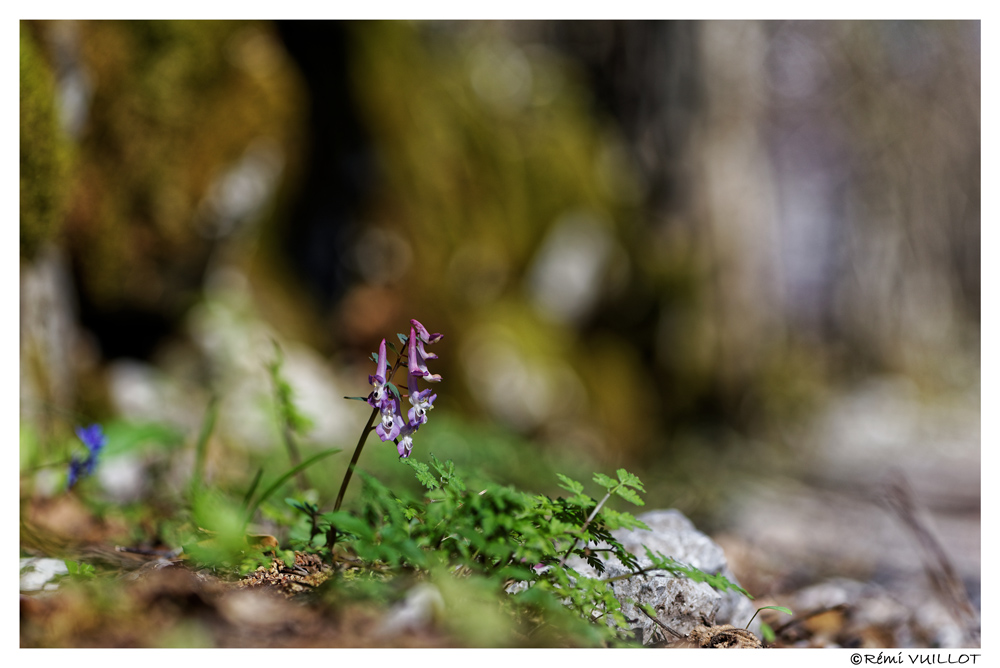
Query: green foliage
630,546,751,598
188,398,218,499
319,458,752,646
746,605,794,633
400,458,430,488
242,447,341,527
99,420,185,458
267,343,314,436
64,560,97,579
185,490,251,569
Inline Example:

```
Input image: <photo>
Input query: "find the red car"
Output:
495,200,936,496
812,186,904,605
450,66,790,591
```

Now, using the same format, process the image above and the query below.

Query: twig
638,604,684,639
883,471,980,644
557,490,612,568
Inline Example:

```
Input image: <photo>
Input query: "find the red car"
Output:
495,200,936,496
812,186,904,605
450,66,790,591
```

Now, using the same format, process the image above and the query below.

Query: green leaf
243,448,341,526
322,512,374,541
641,547,752,599
405,458,439,489
616,468,645,492
187,397,218,499
343,396,370,401
64,559,95,577
99,420,184,458
386,341,399,355
592,472,616,490
760,621,775,643
397,332,408,346
371,352,380,363
758,605,793,616
599,507,649,531
745,605,792,630
285,498,317,515
556,473,584,495
613,485,645,507
386,381,401,402
638,602,657,618
241,468,264,509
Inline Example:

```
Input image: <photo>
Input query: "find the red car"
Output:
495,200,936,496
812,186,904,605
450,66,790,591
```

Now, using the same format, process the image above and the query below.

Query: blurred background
20,19,979,611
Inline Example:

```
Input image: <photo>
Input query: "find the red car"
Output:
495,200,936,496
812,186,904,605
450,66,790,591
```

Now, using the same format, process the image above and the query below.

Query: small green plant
746,605,794,643
321,453,751,644
179,342,340,574
64,560,96,579
299,319,757,644
267,341,314,487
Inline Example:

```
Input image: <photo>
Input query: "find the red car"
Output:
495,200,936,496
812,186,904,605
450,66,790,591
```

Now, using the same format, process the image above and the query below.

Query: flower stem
332,352,406,513
333,407,378,512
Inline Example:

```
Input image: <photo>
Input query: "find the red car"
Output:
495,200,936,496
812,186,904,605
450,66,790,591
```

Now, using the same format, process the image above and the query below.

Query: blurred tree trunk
692,21,782,397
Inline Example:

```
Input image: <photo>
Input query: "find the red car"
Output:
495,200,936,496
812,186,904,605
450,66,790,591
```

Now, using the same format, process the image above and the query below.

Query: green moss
61,20,303,312
349,22,648,452
20,24,72,260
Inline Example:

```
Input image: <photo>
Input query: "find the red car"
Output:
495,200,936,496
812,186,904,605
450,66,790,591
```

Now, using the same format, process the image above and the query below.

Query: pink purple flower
407,320,443,382
406,370,436,429
367,338,390,410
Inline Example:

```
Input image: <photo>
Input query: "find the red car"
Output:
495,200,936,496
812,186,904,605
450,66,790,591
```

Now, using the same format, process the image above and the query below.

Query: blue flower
76,424,106,457
67,455,86,489
67,423,106,489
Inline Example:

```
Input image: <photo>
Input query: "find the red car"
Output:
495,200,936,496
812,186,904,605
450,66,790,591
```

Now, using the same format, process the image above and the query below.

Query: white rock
511,509,757,645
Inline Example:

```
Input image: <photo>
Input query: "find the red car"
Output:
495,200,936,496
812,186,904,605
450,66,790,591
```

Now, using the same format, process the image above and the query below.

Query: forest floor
20,377,980,648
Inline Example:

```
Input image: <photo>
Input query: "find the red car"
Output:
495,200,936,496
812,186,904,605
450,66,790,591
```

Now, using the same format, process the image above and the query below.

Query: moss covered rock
20,24,72,260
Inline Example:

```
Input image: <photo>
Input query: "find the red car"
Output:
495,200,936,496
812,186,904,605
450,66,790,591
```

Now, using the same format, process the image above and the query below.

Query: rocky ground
20,377,980,648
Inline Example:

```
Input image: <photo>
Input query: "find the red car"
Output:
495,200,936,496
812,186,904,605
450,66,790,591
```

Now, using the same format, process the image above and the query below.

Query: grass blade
243,448,341,527
241,467,264,509
188,396,218,499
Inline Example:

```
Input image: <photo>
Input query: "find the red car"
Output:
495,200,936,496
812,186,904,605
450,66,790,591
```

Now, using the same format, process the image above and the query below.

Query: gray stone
566,509,757,645
789,577,980,648
20,557,69,592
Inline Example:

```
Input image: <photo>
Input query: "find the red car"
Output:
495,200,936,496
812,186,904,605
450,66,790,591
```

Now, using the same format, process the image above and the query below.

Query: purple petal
408,327,442,382
75,424,106,455
410,319,443,344
67,456,84,489
377,338,387,379
368,339,390,408
397,435,413,458
376,415,401,442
